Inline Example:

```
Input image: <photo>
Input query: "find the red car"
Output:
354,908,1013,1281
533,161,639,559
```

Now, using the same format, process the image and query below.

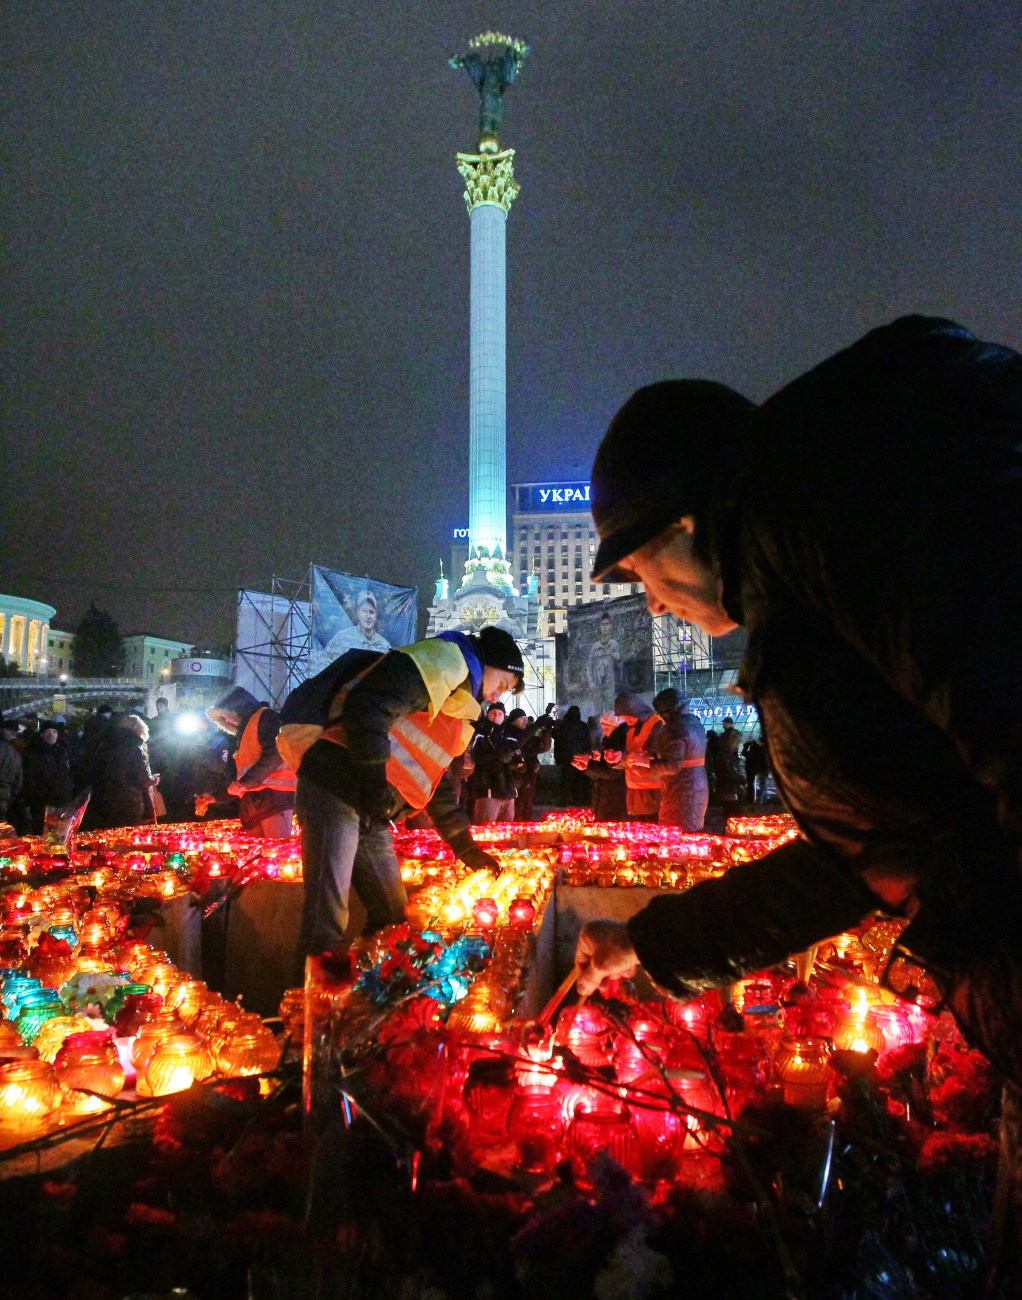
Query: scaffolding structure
234,573,313,709
652,614,756,732
517,637,556,718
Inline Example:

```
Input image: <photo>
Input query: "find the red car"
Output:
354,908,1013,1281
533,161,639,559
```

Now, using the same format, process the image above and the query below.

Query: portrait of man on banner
586,611,622,717
307,567,417,676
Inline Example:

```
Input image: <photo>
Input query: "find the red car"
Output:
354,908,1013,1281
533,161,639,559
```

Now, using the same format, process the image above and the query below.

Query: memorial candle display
0,810,990,1206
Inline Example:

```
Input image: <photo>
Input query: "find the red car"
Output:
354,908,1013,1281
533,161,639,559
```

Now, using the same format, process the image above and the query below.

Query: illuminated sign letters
516,482,592,512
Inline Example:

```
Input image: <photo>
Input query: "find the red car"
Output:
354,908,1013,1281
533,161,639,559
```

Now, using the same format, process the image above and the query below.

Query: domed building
0,594,56,674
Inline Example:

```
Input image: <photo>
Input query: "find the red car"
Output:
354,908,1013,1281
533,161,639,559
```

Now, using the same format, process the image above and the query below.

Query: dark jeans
296,777,407,955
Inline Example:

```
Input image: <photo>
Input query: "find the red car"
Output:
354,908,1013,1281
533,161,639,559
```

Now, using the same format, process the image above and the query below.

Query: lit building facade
122,635,193,680
450,481,642,638
509,482,640,636
44,628,76,675
0,594,55,674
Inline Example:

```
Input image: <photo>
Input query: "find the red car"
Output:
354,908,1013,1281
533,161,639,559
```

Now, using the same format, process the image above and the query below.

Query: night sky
5,2,1019,646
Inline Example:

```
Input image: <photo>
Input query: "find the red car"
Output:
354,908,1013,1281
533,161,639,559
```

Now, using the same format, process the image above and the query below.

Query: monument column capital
456,149,520,215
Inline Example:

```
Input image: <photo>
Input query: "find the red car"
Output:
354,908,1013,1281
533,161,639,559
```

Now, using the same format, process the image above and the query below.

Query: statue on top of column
450,32,529,154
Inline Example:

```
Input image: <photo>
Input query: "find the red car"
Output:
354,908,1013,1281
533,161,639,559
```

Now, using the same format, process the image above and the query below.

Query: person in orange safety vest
277,627,525,956
206,686,296,838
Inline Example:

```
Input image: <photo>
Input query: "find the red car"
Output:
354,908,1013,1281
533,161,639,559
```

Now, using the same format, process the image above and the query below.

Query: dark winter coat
22,735,74,823
0,741,23,820
552,708,592,767
626,317,1022,1081
283,641,481,860
648,704,709,828
587,722,629,821
713,724,742,799
90,730,155,829
466,721,525,801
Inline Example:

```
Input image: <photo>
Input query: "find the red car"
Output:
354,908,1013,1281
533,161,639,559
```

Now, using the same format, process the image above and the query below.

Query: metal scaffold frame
234,572,313,709
653,614,752,729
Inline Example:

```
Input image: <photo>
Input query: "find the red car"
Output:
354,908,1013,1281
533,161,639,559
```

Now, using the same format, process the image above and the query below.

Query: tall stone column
456,150,519,561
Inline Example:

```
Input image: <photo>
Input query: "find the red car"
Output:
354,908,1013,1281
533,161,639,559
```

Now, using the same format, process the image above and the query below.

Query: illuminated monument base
427,552,551,711
427,548,539,641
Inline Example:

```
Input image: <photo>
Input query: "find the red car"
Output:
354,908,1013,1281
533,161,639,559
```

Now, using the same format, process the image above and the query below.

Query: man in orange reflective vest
279,627,524,955
206,686,297,838
614,691,663,821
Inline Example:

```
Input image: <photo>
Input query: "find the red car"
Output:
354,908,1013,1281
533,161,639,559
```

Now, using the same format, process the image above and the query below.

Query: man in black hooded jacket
573,317,1022,1099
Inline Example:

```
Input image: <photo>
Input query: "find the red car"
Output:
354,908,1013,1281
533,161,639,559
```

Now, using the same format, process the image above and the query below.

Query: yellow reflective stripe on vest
391,716,451,770
388,734,435,802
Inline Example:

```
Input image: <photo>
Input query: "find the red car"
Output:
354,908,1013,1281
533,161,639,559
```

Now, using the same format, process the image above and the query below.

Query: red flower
124,1202,177,1228
35,933,73,958
918,1130,998,1173
876,1042,927,1084
41,1180,78,1204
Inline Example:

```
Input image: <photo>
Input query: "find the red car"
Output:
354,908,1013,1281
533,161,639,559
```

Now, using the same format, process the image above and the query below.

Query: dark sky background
5,2,1019,646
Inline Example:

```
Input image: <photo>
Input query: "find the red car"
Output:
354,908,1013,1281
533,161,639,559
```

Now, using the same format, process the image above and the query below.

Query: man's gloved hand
448,830,500,875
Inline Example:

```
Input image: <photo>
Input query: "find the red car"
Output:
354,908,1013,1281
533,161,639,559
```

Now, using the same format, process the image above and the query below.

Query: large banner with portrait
308,566,417,677
557,594,654,720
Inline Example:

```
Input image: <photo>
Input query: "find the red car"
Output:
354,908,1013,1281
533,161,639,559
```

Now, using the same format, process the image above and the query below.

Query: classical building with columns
0,594,55,674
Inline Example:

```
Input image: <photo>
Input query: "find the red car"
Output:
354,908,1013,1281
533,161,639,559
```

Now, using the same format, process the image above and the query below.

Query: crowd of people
0,688,767,841
557,696,768,831
448,690,768,831
0,692,300,839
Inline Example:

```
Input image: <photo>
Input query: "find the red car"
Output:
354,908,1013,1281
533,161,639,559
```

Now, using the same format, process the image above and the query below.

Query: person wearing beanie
206,685,297,838
21,718,73,833
576,710,629,822
73,702,115,802
640,689,709,831
573,318,1022,1124
507,705,555,820
552,705,592,806
278,626,524,955
465,700,526,823
611,692,663,821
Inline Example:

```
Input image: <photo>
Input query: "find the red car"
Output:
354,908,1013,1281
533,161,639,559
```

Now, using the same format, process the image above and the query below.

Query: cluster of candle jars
403,856,554,934
0,862,287,1138
72,821,303,886
428,950,936,1190
1,812,934,1179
